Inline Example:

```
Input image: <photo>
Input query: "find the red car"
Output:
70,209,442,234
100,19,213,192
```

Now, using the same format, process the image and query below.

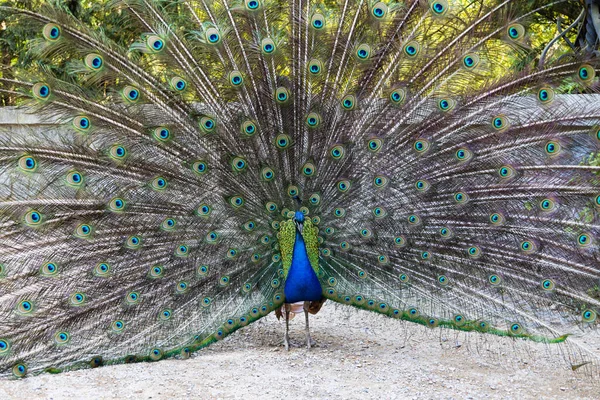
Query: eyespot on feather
43,23,61,41
32,83,51,101
310,13,326,30
146,35,165,52
205,27,221,44
507,23,525,41
121,86,141,103
84,53,104,70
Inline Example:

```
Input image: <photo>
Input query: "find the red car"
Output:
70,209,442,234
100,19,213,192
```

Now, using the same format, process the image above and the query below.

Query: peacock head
294,211,304,222
293,210,304,232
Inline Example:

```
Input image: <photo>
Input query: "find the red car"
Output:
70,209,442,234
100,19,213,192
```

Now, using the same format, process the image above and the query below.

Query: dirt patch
0,303,596,399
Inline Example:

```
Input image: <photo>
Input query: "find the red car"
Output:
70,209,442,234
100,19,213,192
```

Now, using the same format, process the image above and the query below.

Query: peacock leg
303,301,311,350
284,303,291,351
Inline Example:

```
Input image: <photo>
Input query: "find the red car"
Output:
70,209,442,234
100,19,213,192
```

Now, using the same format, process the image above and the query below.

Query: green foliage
0,0,140,105
0,0,590,104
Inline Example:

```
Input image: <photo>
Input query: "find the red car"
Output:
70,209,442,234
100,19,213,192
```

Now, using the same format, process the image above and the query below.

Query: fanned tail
0,0,599,378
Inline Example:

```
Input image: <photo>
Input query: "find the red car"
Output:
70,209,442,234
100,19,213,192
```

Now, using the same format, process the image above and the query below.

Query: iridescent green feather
278,219,296,277
301,219,319,275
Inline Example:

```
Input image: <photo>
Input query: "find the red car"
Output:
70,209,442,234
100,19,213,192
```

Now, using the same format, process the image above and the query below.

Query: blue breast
284,231,323,303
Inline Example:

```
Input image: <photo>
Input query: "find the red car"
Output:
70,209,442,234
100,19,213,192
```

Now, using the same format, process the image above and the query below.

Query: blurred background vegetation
0,0,593,106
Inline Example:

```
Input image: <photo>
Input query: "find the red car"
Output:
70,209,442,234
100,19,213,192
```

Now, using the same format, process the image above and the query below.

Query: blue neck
283,231,322,303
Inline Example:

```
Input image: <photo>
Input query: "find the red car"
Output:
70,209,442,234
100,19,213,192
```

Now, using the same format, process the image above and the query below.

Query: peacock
0,0,599,379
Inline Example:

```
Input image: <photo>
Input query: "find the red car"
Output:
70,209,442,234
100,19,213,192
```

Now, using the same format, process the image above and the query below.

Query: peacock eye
43,23,61,41
440,227,452,238
200,117,216,133
520,240,537,253
371,2,388,18
582,309,597,323
356,44,371,60
176,280,189,292
540,279,555,291
75,223,93,239
287,185,299,197
498,165,516,179
389,88,405,104
149,265,164,279
413,139,430,153
544,140,561,156
395,236,406,247
453,192,469,204
489,212,505,225
492,115,509,130
334,207,345,217
146,35,165,52
578,64,596,83
109,145,128,161
19,155,38,171
467,246,481,258
245,0,260,10
462,53,479,70
430,0,448,15
151,176,168,190
84,53,104,70
341,94,356,110
372,207,387,218
537,87,555,104
438,98,456,112
509,323,523,335
229,71,244,87
367,138,383,152
153,127,171,142
32,82,51,100
275,87,290,104
231,156,248,172
121,86,140,103
337,180,350,192
308,59,322,75
241,121,257,136
311,13,325,30
192,160,208,175
261,38,275,54
275,134,291,149
302,162,316,177
408,214,421,225
578,233,593,247
539,198,557,212
170,77,186,91
262,167,275,181
205,27,221,44
17,300,34,315
404,41,420,57
507,23,525,40
24,209,43,226
70,292,86,306
305,112,321,127
415,179,431,192
197,265,209,277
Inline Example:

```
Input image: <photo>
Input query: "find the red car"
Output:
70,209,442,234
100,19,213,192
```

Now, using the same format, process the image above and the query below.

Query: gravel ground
0,302,597,399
